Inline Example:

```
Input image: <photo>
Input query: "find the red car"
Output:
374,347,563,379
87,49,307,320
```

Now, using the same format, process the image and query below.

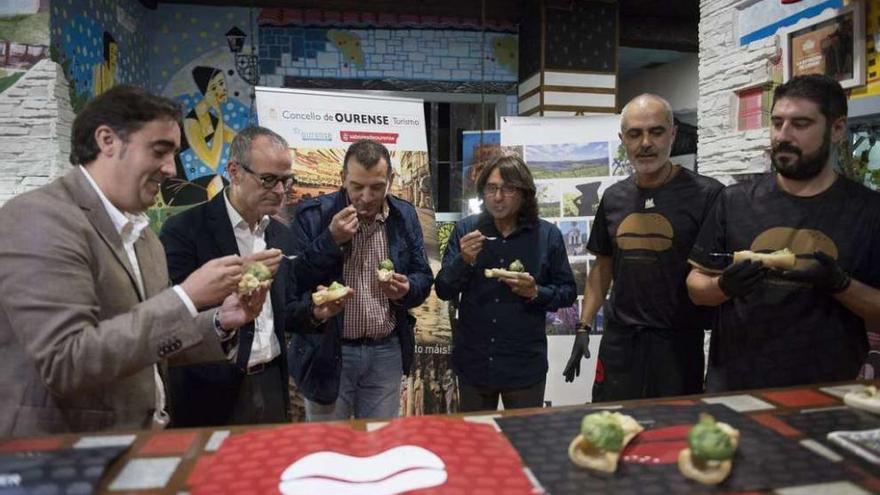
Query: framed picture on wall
780,1,865,89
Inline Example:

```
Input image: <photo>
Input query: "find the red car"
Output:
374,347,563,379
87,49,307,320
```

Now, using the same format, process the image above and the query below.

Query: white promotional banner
254,87,458,416
501,115,629,408
256,87,427,151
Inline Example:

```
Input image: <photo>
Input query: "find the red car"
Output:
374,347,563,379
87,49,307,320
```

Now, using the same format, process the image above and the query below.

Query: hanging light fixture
225,1,260,87
225,26,259,85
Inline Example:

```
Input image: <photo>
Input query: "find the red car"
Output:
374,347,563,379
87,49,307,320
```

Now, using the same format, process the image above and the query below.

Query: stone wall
0,59,73,205
699,0,780,182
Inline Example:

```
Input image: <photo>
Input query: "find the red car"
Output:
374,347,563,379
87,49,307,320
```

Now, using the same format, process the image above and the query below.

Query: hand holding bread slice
376,258,395,282
732,248,796,270
485,259,530,279
238,261,272,296
312,281,353,305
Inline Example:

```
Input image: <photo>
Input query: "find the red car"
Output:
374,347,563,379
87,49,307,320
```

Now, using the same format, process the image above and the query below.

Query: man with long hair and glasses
436,153,576,412
161,125,313,426
687,75,880,391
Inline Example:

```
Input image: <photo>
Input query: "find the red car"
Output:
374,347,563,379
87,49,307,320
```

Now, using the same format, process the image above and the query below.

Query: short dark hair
70,85,182,166
343,139,392,177
229,125,289,166
772,74,848,123
476,152,538,226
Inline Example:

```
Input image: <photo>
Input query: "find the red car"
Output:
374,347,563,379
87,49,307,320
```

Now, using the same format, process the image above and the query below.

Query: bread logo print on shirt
615,213,674,251
750,227,838,270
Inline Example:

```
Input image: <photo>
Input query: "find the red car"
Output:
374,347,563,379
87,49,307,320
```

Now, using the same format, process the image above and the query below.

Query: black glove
779,251,851,293
563,329,591,382
718,259,765,298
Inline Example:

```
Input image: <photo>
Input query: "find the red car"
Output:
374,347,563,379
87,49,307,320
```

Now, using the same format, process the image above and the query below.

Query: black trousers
458,379,546,413
592,324,705,402
229,358,288,425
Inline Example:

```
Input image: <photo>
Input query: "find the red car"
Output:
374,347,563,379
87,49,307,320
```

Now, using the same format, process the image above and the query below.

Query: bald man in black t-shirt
687,75,880,391
563,94,723,402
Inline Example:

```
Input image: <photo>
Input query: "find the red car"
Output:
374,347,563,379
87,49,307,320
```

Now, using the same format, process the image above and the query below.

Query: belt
245,358,278,375
341,334,395,346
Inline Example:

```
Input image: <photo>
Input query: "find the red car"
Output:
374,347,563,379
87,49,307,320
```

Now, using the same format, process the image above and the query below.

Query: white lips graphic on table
278,445,448,495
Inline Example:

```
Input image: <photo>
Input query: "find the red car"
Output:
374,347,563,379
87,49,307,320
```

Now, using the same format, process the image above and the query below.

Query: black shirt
689,174,880,389
588,167,724,330
436,213,576,389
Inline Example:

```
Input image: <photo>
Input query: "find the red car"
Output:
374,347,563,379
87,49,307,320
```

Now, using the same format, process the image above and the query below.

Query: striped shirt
342,203,396,340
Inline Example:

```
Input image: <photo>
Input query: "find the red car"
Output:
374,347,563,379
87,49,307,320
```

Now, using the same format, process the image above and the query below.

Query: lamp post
225,26,259,86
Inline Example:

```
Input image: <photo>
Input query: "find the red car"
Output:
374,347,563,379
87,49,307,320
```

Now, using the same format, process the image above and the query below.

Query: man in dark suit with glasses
160,125,315,426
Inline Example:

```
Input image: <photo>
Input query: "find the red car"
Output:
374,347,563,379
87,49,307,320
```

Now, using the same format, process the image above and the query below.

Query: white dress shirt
223,192,280,368
79,166,199,427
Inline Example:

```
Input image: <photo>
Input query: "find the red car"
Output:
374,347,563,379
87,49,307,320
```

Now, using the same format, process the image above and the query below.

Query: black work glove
563,329,591,382
718,259,765,298
779,251,851,293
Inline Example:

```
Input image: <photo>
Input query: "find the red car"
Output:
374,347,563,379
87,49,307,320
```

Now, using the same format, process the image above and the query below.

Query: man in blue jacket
436,153,576,412
289,139,434,421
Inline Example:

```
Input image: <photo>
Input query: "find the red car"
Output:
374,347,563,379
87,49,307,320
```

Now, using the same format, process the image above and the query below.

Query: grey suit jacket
0,168,225,437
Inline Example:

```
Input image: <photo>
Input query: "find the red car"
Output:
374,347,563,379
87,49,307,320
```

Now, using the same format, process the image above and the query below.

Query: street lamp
225,26,259,86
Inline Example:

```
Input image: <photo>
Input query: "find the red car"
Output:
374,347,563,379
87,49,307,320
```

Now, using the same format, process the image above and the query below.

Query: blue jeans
305,335,402,421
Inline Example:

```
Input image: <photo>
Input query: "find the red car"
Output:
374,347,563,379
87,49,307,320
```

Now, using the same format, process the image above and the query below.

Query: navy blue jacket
436,213,576,389
288,190,434,405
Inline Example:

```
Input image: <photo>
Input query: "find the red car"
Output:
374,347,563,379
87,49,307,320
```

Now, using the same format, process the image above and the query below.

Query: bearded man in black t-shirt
687,75,880,391
563,94,724,401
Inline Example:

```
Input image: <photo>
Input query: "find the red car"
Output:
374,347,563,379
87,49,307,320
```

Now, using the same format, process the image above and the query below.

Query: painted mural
49,3,518,213
50,0,149,112
257,8,518,89
148,5,255,210
0,0,49,95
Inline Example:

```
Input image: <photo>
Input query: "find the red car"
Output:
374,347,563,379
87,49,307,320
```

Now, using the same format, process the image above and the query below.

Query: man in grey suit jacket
0,86,266,437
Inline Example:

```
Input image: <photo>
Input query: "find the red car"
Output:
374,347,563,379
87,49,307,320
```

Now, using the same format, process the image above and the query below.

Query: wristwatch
575,322,591,333
213,310,230,333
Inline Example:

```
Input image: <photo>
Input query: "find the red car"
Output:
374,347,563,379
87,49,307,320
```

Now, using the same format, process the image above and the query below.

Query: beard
771,130,831,180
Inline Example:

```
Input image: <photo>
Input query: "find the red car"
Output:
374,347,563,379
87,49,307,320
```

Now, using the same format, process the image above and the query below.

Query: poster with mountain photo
525,142,610,179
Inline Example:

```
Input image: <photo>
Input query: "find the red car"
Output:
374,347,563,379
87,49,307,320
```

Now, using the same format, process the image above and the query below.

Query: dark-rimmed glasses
483,184,520,197
238,162,296,190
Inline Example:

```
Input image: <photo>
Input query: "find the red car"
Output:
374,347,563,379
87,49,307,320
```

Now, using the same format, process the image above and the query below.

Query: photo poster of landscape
501,114,630,406
254,87,456,415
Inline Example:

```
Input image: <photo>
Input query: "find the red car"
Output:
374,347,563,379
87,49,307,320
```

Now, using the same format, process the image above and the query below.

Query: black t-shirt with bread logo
587,167,723,330
689,174,880,389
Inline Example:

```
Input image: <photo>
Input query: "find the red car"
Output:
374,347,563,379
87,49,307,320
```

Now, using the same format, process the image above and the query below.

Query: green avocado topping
581,411,624,452
688,413,734,461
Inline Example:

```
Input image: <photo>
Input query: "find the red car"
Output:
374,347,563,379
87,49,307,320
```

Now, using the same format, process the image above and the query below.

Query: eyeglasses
238,162,296,190
483,184,520,197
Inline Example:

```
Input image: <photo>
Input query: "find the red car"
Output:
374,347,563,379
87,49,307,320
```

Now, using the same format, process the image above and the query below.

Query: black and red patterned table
1,380,878,494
